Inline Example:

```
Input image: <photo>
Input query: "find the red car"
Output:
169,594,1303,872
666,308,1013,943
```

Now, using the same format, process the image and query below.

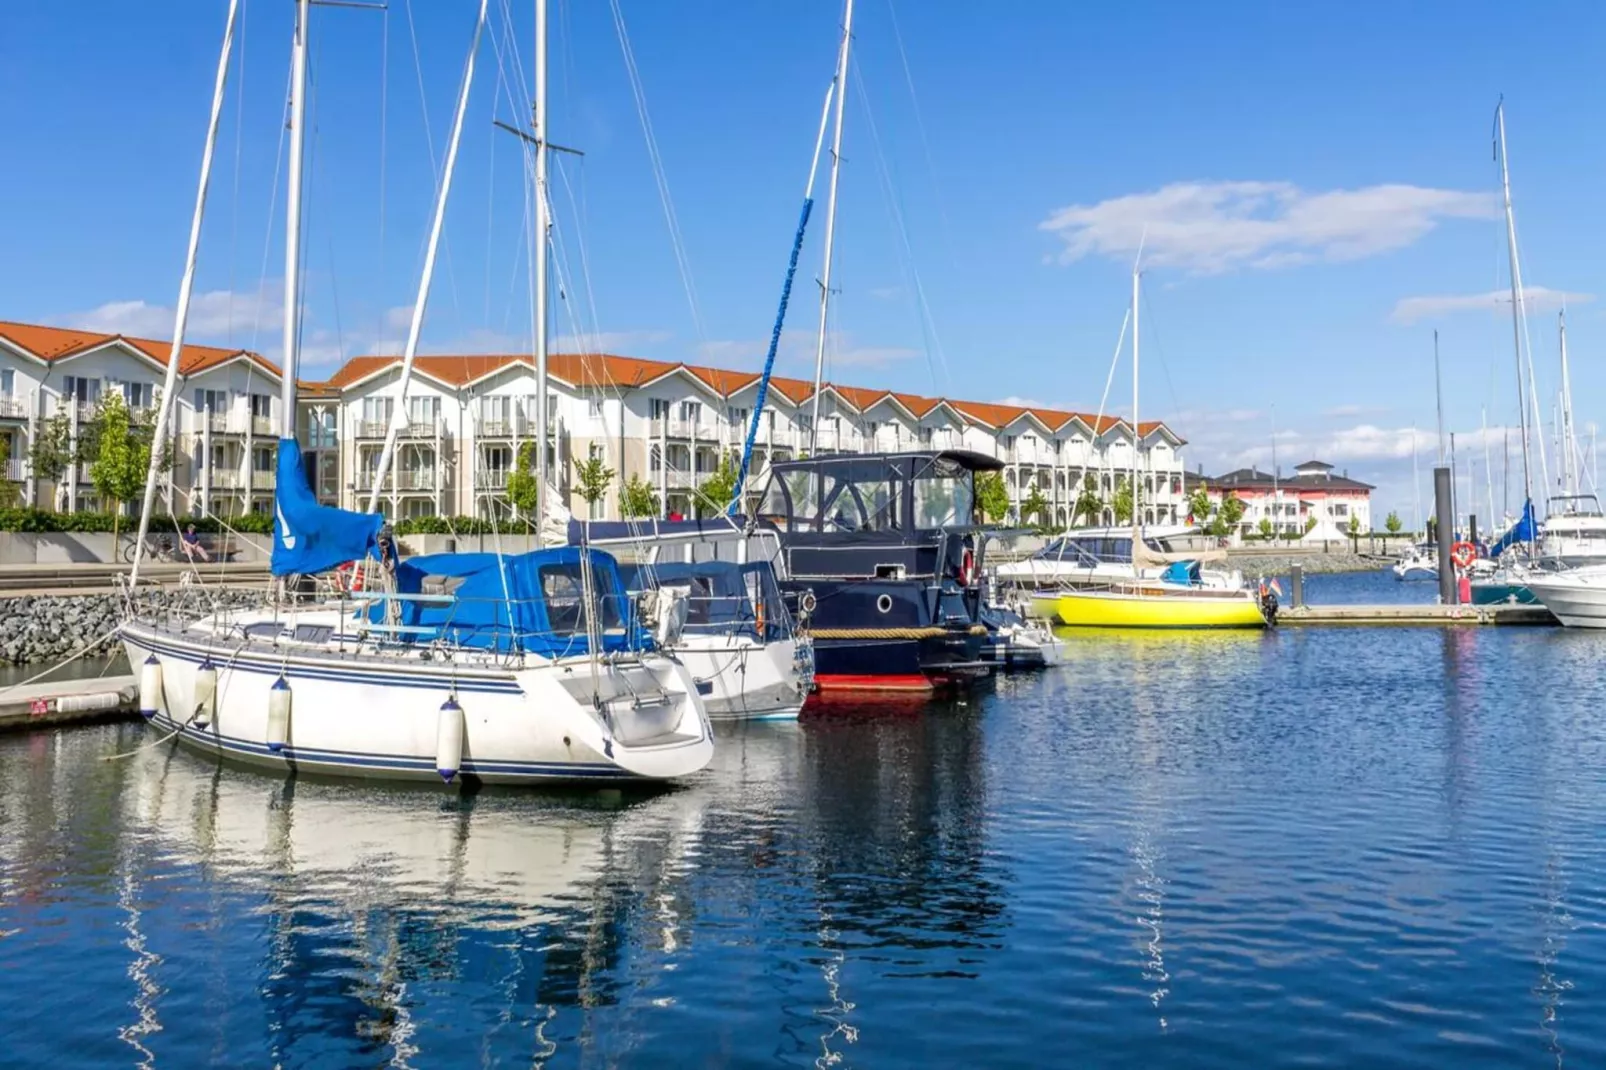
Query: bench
177,533,241,563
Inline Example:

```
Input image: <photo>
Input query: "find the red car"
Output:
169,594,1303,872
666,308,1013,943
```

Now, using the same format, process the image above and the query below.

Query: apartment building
0,320,1190,526
1188,460,1375,537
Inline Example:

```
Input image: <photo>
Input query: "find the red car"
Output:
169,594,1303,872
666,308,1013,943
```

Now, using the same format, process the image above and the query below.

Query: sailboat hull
121,620,714,785
1035,589,1266,629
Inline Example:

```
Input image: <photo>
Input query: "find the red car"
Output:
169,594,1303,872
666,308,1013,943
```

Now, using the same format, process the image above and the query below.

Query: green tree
693,453,740,518
89,395,160,539
1303,515,1318,536
1257,516,1274,540
1111,475,1133,524
1347,513,1361,550
1072,473,1102,526
29,410,76,487
1186,482,1212,526
573,451,615,514
619,473,660,519
975,470,1010,524
504,441,541,532
1385,510,1402,534
1219,494,1247,533
1020,484,1050,527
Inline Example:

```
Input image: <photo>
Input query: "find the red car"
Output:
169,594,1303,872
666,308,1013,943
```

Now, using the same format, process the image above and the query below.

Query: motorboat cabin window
820,463,905,533
913,458,975,529
758,470,819,532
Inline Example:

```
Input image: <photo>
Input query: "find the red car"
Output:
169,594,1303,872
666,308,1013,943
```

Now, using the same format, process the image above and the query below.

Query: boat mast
1495,100,1536,534
130,0,240,589
808,0,854,455
281,0,310,442
1433,330,1446,466
533,0,551,544
1559,308,1577,499
1131,264,1140,536
366,0,488,513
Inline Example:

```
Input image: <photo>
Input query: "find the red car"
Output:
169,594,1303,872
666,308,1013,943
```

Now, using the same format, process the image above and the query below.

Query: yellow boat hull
1032,589,1266,629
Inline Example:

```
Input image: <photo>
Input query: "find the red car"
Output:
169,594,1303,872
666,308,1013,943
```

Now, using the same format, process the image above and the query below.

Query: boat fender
436,696,464,783
138,654,163,721
193,660,217,729
267,675,292,752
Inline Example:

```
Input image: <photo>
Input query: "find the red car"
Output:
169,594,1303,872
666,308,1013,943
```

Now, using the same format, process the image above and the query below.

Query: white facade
0,323,1189,527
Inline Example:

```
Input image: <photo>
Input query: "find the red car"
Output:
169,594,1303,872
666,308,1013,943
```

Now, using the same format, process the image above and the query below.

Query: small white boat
994,525,1246,594
1519,564,1606,627
1392,544,1438,581
980,600,1064,670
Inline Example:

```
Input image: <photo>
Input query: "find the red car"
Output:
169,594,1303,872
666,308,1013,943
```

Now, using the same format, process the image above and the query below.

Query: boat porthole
800,591,818,614
876,594,893,614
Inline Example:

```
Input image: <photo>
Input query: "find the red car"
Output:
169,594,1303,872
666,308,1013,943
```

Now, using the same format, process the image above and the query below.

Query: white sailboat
119,0,713,784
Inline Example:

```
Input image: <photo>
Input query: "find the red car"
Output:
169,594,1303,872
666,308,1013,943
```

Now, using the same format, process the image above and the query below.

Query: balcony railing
251,471,275,490
358,469,437,492
476,417,523,438
651,417,717,441
4,458,23,481
209,470,244,489
355,420,388,439
0,398,27,420
355,417,441,439
251,415,276,436
477,468,511,489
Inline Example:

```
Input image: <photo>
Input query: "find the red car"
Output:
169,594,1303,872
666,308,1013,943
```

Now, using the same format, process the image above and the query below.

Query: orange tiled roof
0,320,278,378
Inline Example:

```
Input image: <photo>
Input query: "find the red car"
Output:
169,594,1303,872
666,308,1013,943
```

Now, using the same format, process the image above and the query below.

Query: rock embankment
0,589,259,665
1226,551,1390,576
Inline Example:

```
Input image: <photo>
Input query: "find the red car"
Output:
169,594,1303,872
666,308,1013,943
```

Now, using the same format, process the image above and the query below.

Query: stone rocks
0,588,261,666
1225,551,1387,576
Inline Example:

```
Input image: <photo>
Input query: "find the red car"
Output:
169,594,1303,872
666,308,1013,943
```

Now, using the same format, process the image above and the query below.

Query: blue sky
4,0,1605,521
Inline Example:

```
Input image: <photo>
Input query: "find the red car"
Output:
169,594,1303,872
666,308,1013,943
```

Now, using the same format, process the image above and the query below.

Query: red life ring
1449,541,1476,569
335,561,365,593
960,547,976,587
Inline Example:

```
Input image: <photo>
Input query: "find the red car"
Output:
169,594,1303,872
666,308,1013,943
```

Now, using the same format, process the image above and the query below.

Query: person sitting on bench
180,524,211,562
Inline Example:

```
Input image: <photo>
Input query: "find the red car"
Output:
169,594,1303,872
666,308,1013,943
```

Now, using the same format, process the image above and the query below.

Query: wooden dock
0,674,138,731
1279,604,1557,626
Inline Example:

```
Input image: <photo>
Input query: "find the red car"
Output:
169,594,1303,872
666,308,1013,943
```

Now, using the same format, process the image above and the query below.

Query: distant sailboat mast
1558,309,1578,499
1495,99,1537,547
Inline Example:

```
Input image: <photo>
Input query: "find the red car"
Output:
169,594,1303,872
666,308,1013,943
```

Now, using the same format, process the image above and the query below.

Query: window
1332,503,1348,517
649,443,663,473
252,446,275,472
678,400,700,424
798,413,814,433
65,376,102,405
727,406,749,429
920,427,934,447
304,409,337,449
361,397,393,424
650,398,671,421
588,396,605,420
913,458,975,528
0,369,13,397
407,395,438,427
250,393,273,419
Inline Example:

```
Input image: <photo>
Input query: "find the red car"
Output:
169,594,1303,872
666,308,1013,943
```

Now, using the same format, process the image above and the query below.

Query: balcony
355,420,388,439
356,417,441,439
0,397,27,421
209,470,244,489
650,417,717,441
477,468,511,489
251,471,275,490
251,415,277,436
358,468,437,492
4,458,23,481
475,417,525,439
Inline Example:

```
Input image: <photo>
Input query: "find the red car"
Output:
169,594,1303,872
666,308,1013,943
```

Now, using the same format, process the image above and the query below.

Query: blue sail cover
1488,499,1538,559
271,438,384,576
371,546,649,657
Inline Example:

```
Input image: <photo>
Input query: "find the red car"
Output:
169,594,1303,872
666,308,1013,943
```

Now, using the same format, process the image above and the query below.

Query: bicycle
122,535,176,564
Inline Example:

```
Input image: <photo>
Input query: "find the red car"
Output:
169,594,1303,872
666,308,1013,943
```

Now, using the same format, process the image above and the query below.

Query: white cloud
68,288,284,344
551,329,672,354
1040,181,1497,274
1322,403,1387,418
1389,285,1594,325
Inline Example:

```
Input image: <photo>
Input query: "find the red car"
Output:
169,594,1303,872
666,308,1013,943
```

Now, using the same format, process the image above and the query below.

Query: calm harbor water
5,599,1606,1066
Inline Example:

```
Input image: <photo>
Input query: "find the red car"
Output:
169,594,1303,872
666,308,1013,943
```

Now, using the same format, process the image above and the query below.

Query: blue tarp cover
272,438,384,576
1489,499,1538,559
369,546,648,656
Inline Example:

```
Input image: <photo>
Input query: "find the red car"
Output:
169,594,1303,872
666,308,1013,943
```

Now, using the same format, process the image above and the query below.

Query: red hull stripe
812,673,935,693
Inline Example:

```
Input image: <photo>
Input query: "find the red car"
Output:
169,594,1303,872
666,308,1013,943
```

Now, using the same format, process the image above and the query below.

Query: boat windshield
820,464,906,533
619,561,791,641
756,469,819,532
1035,536,1134,565
913,458,974,528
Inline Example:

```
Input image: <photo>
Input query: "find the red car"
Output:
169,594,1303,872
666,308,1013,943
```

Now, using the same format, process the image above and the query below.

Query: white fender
436,696,464,783
192,661,217,729
138,655,163,721
267,675,292,752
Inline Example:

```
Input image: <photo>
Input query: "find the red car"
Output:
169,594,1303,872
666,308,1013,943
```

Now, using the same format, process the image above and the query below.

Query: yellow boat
1032,586,1267,629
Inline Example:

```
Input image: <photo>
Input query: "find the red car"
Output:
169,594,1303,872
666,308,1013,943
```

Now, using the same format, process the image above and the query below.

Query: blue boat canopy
1488,499,1538,559
272,438,384,576
369,546,649,657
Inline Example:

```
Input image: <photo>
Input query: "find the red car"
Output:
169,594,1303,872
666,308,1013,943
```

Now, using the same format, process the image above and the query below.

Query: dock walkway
0,674,138,731
1280,604,1556,626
